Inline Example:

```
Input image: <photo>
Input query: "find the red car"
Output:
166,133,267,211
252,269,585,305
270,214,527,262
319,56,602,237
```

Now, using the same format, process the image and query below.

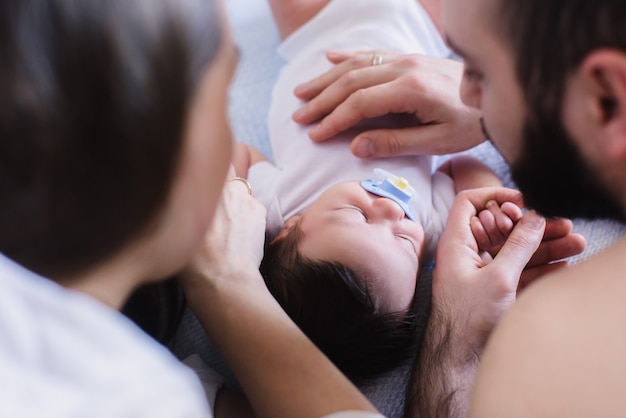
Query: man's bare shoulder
469,237,626,417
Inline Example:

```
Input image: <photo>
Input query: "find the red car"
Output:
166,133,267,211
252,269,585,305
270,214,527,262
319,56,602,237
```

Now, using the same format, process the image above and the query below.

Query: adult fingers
349,111,485,157
436,188,525,266
349,124,461,158
294,50,404,101
324,50,358,64
543,217,574,239
452,187,526,213
294,65,401,126
205,180,267,262
293,50,373,100
296,53,486,156
526,233,586,267
488,211,546,288
303,80,418,141
325,50,403,65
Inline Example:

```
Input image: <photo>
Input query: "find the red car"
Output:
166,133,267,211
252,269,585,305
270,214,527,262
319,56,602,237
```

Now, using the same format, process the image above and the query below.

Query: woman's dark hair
122,276,186,345
260,221,418,382
0,0,221,280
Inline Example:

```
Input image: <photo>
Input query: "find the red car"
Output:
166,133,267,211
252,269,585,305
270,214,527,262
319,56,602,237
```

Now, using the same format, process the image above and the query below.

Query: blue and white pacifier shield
361,168,417,221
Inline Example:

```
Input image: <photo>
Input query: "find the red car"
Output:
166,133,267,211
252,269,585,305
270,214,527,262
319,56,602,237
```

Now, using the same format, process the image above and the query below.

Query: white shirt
249,0,455,261
0,253,213,418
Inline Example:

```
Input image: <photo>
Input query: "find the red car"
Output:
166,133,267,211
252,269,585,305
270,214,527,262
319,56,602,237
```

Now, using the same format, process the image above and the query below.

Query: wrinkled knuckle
349,88,367,109
492,272,513,293
342,70,360,89
399,54,420,68
355,53,371,68
507,233,536,251
304,101,322,118
381,132,403,155
400,73,425,93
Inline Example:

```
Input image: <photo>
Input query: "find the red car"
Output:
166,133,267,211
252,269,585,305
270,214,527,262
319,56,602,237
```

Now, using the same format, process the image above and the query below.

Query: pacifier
361,168,417,221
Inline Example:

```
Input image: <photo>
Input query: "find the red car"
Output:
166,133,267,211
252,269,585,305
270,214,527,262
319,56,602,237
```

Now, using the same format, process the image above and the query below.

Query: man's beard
507,115,625,222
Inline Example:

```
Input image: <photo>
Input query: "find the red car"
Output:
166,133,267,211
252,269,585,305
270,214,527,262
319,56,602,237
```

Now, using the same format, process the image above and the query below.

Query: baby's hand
471,200,524,255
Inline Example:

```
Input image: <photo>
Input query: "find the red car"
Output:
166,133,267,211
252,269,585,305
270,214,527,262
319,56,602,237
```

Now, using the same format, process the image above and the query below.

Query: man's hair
0,0,221,279
497,0,626,122
260,222,418,382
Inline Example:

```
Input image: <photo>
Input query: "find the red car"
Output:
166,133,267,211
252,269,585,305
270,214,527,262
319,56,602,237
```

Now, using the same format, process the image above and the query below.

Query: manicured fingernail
520,210,545,230
353,138,374,157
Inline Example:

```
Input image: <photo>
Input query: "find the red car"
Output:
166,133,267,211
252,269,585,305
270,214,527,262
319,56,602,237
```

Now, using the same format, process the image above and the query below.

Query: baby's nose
373,196,406,220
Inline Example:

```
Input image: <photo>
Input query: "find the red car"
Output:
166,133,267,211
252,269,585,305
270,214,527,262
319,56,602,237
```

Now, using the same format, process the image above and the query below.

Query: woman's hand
181,167,267,300
292,50,485,157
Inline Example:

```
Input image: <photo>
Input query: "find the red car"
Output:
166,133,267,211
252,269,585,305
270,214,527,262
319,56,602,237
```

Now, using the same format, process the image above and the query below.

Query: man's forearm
404,307,479,418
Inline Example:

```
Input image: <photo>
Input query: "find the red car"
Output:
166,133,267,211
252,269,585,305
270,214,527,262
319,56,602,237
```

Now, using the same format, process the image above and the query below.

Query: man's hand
405,188,585,418
470,201,586,289
432,189,546,356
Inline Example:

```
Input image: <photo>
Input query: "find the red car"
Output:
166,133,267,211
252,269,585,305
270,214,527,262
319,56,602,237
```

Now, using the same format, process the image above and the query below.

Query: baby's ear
271,215,302,244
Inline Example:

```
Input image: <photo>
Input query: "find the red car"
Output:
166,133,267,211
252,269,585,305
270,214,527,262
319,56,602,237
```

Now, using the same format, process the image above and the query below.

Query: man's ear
580,49,626,159
270,215,301,245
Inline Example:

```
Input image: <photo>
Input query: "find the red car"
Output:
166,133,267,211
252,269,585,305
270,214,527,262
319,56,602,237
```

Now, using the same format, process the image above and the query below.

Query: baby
236,147,517,381
234,0,520,381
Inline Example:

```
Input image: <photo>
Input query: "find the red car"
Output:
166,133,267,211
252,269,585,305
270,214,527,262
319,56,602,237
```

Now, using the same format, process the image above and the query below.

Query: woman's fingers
293,52,486,157
293,50,403,101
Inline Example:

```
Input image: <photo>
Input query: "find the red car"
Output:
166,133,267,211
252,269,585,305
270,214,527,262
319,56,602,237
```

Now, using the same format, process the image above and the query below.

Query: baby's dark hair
260,219,418,382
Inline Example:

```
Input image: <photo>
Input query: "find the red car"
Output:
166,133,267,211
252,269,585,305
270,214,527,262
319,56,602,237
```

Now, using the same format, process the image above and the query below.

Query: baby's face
297,180,424,312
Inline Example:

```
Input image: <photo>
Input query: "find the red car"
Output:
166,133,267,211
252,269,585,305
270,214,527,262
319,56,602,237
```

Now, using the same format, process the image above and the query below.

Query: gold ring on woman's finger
230,177,253,195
